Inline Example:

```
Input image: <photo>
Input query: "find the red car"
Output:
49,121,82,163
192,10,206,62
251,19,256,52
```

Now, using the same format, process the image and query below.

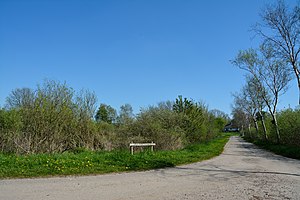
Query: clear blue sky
0,0,298,115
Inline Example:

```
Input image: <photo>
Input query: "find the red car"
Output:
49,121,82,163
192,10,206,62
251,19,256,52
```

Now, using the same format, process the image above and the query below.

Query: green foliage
277,108,300,146
0,134,230,179
173,96,221,143
95,104,117,124
0,83,228,154
241,108,300,149
173,95,193,113
0,109,23,152
0,80,99,154
128,105,187,150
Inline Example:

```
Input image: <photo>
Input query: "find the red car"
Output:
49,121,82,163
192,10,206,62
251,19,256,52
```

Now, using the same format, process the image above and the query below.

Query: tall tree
254,0,300,104
233,45,291,143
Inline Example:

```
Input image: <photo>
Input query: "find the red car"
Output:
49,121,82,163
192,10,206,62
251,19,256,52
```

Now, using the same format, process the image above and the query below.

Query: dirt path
1,136,300,200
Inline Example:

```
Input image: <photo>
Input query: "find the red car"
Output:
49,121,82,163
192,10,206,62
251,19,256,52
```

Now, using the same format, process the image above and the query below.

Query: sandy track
1,136,300,200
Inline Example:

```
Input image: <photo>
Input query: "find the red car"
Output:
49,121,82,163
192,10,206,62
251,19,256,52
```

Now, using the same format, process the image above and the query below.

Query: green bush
0,109,23,152
124,106,187,150
242,108,300,147
277,108,300,146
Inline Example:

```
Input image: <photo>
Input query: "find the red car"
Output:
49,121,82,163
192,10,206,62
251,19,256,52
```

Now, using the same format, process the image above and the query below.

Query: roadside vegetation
0,133,231,179
0,80,229,154
231,0,300,158
0,79,230,178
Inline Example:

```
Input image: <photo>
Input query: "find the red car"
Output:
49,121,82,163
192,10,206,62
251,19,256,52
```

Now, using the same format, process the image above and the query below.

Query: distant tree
209,109,230,133
157,101,174,111
117,104,134,124
173,95,193,114
231,107,251,135
5,88,35,109
232,88,259,137
254,0,300,104
210,109,230,121
76,89,98,120
95,104,117,124
95,104,108,122
106,105,117,123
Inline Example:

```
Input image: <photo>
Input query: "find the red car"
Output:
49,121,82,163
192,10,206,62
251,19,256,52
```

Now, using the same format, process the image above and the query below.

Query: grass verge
0,133,231,179
244,137,300,160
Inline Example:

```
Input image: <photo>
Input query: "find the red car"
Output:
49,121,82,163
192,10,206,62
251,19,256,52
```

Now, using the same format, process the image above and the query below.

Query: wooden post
131,142,134,155
151,141,154,152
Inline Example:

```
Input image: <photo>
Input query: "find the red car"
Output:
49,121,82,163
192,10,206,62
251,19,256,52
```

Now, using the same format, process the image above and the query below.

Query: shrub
127,106,187,150
277,108,300,146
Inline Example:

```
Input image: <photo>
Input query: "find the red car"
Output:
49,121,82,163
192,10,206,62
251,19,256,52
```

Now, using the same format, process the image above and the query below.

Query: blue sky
0,0,298,115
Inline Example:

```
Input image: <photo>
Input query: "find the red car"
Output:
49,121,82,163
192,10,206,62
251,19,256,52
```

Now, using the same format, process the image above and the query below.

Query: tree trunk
248,124,251,138
291,61,300,105
271,113,280,144
241,125,245,137
296,72,300,105
258,111,268,141
253,117,259,136
298,80,300,105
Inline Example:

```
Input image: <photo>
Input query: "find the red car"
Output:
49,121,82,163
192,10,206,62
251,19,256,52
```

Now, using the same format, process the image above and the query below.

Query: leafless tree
232,86,259,138
254,0,300,104
231,106,251,136
5,88,35,109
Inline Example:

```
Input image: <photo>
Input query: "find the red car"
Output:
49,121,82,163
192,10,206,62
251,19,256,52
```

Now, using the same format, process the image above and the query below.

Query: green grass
0,134,231,179
244,137,300,160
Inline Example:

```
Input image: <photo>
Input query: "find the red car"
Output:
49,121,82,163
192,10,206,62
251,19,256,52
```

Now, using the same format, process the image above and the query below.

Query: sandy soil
1,136,300,200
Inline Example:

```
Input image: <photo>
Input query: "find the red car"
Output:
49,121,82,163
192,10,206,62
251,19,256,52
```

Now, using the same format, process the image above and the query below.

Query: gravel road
1,136,300,200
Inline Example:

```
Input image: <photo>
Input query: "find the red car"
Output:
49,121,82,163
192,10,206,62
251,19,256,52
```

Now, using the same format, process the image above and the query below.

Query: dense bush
0,80,229,154
128,105,187,150
0,80,98,154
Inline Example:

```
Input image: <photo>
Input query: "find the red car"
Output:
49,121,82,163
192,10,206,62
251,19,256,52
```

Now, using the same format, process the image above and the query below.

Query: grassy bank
0,133,231,179
244,137,300,160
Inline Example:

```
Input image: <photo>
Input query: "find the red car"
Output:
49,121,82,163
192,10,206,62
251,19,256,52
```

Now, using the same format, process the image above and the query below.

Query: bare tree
210,109,230,121
6,88,35,109
231,106,251,136
76,89,98,119
232,87,259,138
254,0,300,104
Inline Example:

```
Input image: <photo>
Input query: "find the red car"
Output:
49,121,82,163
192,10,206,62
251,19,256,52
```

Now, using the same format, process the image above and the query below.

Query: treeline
0,80,229,154
231,0,300,146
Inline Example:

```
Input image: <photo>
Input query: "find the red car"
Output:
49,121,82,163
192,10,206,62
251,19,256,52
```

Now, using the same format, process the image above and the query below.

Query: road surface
1,136,300,200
